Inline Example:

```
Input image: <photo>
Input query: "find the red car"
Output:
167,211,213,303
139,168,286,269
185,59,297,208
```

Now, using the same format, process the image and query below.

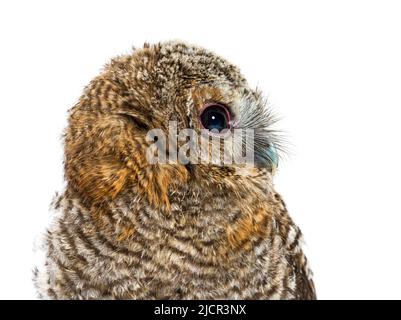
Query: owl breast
34,182,314,300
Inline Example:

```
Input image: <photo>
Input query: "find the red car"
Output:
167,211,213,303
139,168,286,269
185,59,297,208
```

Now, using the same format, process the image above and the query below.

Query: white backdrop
1,0,400,299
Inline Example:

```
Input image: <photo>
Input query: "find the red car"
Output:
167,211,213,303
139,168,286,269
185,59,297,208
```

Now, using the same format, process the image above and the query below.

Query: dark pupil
200,106,228,132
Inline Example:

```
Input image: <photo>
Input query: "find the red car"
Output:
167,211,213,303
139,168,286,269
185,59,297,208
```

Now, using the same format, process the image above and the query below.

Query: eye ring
199,103,231,133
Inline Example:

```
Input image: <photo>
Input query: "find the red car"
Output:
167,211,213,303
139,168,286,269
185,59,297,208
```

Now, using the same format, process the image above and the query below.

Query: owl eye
199,103,230,132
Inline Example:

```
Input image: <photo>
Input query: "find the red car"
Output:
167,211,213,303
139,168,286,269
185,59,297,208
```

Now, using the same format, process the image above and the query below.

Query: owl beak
266,144,279,172
255,143,279,173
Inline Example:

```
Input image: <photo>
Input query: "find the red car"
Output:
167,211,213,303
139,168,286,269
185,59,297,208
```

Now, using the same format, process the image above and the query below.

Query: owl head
64,41,281,211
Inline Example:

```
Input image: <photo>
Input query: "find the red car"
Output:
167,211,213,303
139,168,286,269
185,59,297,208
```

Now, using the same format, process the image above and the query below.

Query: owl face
65,41,280,210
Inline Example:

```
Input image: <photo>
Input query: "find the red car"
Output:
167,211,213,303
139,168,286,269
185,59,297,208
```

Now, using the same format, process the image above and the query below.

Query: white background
1,0,400,300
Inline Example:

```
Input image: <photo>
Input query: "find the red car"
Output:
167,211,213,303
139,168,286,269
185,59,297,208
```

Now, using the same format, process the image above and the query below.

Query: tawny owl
34,41,316,300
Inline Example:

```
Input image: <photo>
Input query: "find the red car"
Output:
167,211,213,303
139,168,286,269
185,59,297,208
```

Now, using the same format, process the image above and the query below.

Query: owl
34,41,316,300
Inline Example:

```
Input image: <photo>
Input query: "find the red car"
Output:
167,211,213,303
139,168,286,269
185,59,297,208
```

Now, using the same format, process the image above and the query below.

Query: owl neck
60,168,278,252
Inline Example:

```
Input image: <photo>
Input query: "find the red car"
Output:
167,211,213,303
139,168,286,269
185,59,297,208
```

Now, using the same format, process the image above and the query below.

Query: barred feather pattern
34,41,315,300
34,183,315,299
